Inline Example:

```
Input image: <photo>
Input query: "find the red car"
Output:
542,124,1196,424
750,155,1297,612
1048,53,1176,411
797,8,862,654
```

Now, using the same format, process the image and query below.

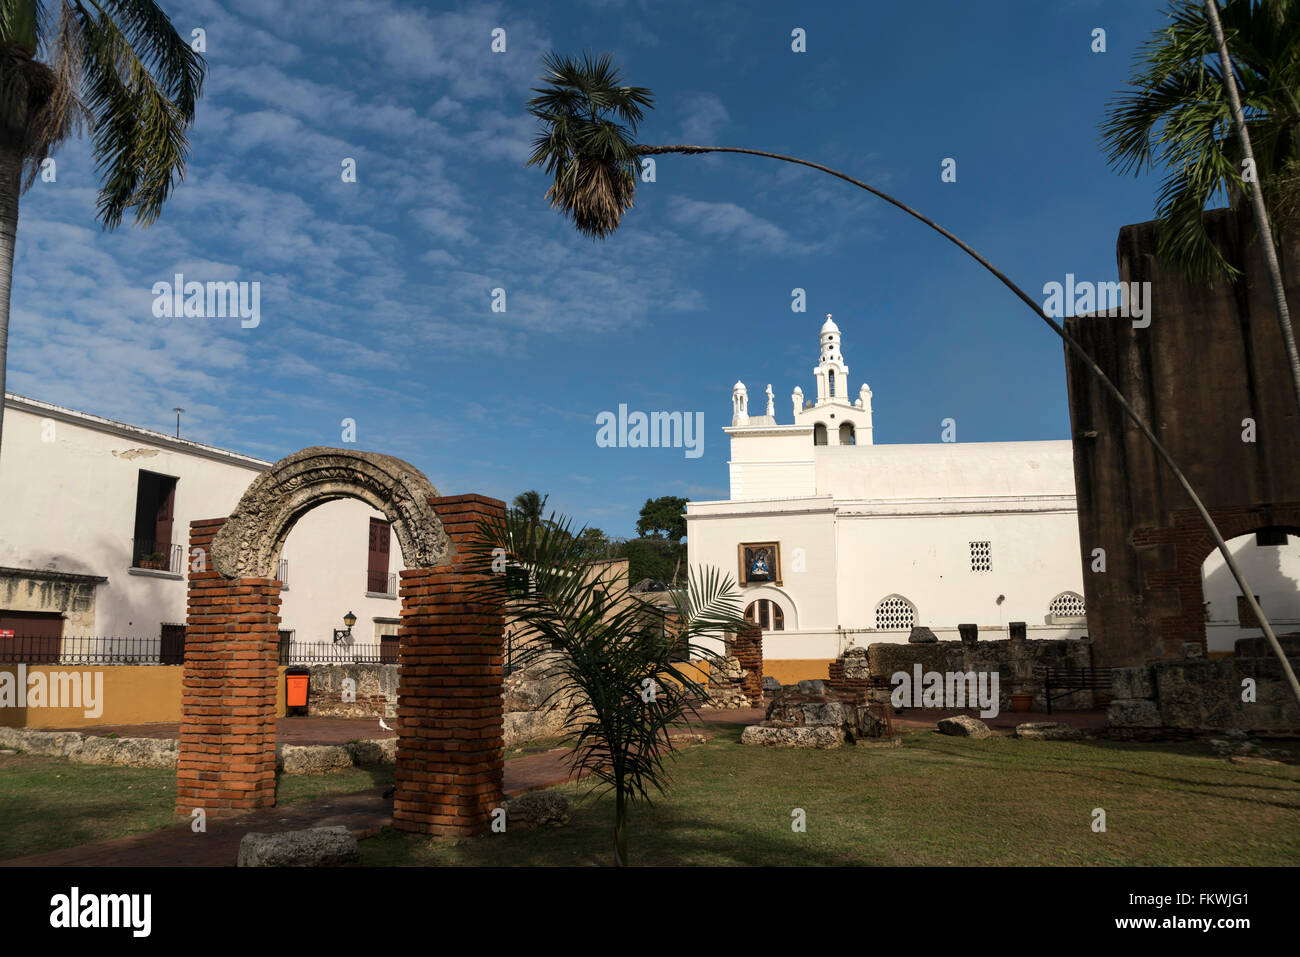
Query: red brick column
730,624,764,702
175,518,281,816
392,494,506,837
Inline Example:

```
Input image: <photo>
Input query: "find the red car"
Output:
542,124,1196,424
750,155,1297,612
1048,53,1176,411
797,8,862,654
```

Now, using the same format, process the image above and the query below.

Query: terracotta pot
1010,693,1034,713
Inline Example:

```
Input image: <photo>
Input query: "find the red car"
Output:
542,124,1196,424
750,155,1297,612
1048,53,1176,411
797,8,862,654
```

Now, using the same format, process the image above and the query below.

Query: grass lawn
2,725,1297,865
361,724,1300,866
0,752,395,861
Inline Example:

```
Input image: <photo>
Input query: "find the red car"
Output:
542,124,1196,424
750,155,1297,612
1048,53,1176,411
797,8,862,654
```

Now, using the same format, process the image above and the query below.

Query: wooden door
0,612,64,664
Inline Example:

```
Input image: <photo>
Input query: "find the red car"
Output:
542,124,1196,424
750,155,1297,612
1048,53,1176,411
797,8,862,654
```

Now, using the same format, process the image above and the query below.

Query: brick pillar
176,518,281,816
730,623,764,702
392,494,506,837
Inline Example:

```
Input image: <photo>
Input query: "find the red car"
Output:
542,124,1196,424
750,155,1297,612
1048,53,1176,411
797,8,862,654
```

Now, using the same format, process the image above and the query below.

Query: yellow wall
0,665,183,728
764,659,834,684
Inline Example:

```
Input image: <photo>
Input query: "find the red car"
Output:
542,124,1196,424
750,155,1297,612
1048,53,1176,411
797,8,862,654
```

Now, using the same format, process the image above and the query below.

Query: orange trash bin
285,667,310,715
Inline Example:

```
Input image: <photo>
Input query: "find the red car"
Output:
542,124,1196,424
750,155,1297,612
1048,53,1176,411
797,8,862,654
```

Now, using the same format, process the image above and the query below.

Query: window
1256,528,1290,546
813,423,828,446
367,517,393,593
1048,591,1086,621
970,541,991,572
839,422,855,446
828,370,836,397
875,596,916,630
132,470,179,571
744,599,785,631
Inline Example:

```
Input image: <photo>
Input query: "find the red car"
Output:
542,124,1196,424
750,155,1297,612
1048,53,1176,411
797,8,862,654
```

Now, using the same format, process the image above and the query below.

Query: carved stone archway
176,447,506,837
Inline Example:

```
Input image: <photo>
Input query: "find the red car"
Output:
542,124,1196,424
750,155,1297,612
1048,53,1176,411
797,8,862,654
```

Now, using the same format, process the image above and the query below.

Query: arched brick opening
176,447,506,837
1135,504,1300,659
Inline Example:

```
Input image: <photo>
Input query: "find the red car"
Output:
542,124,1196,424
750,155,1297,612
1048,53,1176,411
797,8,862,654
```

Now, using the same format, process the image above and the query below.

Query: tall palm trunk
1204,0,1300,417
0,142,21,458
635,143,1300,708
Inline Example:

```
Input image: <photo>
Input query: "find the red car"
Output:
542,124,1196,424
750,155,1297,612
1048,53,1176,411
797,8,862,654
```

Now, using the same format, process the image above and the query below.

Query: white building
0,394,405,661
687,315,1089,664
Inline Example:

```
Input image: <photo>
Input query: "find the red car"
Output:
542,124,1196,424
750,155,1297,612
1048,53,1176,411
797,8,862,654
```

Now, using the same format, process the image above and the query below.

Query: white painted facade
687,315,1089,660
0,394,403,653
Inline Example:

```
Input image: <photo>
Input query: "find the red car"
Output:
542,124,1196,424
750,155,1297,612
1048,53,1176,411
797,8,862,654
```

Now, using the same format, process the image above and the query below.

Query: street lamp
333,611,357,644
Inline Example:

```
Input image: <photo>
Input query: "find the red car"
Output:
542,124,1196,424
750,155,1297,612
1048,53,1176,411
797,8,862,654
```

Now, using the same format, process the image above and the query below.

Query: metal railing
366,571,397,595
0,635,184,665
278,639,398,665
132,540,184,574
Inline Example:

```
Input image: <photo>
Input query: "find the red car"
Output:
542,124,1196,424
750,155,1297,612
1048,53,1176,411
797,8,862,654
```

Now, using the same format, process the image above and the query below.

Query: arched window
1048,591,1086,621
813,423,828,446
875,595,916,630
839,422,855,446
828,370,836,398
744,599,785,631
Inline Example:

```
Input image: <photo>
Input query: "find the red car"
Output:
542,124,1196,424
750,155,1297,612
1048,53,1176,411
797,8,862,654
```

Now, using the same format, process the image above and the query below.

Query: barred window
970,541,991,572
875,595,916,630
1049,591,1086,619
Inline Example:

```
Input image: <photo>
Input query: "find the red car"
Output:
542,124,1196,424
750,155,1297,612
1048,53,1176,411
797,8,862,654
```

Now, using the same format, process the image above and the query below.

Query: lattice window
744,599,785,632
875,596,916,630
970,541,991,572
1049,592,1086,619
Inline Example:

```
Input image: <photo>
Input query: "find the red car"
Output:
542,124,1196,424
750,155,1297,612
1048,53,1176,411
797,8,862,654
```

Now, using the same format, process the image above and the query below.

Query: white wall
0,396,403,645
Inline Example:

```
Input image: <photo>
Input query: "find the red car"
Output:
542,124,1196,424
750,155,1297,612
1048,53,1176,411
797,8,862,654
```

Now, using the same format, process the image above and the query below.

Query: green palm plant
1100,0,1300,284
524,49,1300,710
467,507,748,866
0,0,205,455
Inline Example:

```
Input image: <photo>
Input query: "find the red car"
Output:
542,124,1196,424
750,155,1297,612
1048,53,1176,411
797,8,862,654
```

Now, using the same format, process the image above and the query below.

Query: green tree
1100,0,1300,284
468,509,747,866
0,0,206,456
636,495,687,583
523,48,1300,707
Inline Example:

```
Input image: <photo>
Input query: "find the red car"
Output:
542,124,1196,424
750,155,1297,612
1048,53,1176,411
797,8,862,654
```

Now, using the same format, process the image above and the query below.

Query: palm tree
1100,0,1300,414
0,0,205,456
511,489,549,532
525,50,1300,709
467,508,747,866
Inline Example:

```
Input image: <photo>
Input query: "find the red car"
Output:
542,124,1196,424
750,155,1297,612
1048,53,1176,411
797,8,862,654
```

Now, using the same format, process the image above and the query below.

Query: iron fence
0,634,183,665
277,639,398,665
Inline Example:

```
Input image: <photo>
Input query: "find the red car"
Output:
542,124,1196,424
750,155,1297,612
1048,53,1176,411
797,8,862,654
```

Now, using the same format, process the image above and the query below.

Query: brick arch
1137,504,1300,659
209,447,454,579
177,447,506,838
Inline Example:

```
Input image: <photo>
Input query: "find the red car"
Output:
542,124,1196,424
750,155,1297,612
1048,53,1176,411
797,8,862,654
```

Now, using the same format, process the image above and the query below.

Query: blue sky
9,0,1172,536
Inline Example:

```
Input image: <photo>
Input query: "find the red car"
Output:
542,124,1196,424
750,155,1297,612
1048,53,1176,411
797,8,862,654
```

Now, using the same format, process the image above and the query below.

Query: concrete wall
1065,209,1300,667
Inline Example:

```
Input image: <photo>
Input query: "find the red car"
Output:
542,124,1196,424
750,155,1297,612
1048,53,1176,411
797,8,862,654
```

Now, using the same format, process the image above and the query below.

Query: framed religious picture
738,542,781,586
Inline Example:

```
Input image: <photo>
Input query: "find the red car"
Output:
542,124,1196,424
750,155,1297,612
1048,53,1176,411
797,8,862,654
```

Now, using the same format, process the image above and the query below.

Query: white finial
765,384,775,417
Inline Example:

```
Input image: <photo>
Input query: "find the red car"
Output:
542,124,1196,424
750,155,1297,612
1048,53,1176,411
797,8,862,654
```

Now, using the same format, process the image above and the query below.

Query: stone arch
176,446,505,838
209,447,453,580
1135,505,1300,661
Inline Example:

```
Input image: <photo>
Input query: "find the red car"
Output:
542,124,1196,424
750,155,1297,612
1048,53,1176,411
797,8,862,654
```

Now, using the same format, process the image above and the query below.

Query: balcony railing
132,540,184,574
367,571,397,595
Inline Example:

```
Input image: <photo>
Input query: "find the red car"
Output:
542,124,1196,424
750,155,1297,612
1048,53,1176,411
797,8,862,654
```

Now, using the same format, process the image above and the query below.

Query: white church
685,315,1090,668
